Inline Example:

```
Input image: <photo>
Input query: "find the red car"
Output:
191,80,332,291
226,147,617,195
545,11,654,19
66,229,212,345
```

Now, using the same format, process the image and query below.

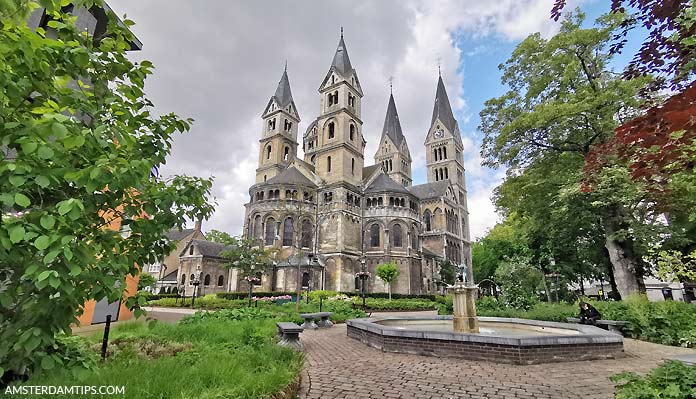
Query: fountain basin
346,315,623,365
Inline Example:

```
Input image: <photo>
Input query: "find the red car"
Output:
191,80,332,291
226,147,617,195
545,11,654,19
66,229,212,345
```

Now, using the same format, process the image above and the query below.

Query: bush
216,291,295,300
179,307,275,325
593,295,696,347
341,292,440,301
352,297,438,311
612,361,696,399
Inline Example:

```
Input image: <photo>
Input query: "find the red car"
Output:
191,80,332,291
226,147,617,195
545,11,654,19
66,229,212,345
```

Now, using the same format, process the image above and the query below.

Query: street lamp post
191,266,201,308
356,258,369,310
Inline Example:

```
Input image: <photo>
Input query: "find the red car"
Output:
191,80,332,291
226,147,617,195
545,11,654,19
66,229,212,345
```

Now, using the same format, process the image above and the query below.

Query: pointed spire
431,75,459,142
381,92,405,146
331,31,353,77
273,66,294,107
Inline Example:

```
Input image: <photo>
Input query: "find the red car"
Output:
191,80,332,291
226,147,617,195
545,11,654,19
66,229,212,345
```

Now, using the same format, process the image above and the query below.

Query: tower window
266,145,272,160
351,158,355,175
333,91,338,105
350,125,355,140
328,122,335,139
433,148,437,161
282,217,294,246
311,154,316,165
265,217,276,245
328,93,333,106
445,167,449,179
284,146,289,161
370,224,380,247
331,75,335,85
327,156,332,172
392,224,403,247
443,147,447,159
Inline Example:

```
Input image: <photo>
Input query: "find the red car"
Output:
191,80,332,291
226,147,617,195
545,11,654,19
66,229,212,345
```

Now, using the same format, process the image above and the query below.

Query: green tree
0,1,214,379
438,260,456,286
206,229,233,244
376,262,400,300
480,11,654,299
218,236,272,279
137,272,157,291
494,257,543,310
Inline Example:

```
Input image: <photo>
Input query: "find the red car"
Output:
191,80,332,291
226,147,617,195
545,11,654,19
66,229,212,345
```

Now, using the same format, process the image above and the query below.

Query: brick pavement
299,317,696,399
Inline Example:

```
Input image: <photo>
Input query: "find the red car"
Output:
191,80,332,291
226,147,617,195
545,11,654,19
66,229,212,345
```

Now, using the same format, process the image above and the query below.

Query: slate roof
160,269,179,282
365,172,410,195
273,68,294,107
431,75,462,145
362,164,380,183
331,35,353,77
264,167,317,188
165,228,195,242
421,247,443,258
381,93,405,146
409,181,450,200
181,239,231,258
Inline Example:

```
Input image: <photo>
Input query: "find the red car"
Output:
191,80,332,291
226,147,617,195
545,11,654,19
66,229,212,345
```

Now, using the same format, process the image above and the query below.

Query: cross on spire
340,26,343,38
388,76,394,94
437,55,441,76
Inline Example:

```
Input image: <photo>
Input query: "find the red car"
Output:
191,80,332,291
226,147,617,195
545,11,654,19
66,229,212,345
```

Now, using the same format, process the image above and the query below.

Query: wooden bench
566,317,627,334
276,322,304,351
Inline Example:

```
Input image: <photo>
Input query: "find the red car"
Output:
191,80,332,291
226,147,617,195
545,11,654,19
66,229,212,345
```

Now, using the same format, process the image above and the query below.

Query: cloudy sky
110,0,610,239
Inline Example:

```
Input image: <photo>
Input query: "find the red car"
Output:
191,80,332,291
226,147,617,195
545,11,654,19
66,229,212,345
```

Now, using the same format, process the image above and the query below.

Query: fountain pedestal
452,283,479,333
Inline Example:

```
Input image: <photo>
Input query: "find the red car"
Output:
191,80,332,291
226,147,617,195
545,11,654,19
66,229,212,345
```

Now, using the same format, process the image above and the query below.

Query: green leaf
61,235,75,245
14,193,30,208
40,215,55,229
57,201,72,215
25,336,41,352
37,271,52,282
34,235,50,250
9,175,25,187
69,264,81,276
37,146,54,159
21,142,37,154
64,247,73,261
24,264,39,277
41,356,55,370
9,225,25,243
0,366,4,379
48,276,61,289
35,175,50,188
63,135,84,149
43,250,60,264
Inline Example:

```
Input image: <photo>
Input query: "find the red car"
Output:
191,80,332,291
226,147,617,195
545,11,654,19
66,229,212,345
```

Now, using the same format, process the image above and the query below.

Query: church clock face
434,127,444,138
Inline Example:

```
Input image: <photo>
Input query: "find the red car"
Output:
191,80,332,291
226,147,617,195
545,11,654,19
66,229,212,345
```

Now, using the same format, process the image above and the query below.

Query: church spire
331,31,353,77
381,92,405,147
273,66,294,107
431,75,461,144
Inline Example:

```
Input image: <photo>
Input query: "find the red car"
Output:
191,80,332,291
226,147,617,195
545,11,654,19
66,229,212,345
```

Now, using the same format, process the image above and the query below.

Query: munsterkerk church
177,33,472,296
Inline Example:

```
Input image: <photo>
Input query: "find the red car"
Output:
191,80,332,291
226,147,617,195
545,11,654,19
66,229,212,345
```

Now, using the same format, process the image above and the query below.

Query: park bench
299,312,334,329
566,317,627,334
276,322,304,351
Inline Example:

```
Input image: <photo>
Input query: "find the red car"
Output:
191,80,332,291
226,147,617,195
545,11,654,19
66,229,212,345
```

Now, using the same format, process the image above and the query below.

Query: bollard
101,315,112,360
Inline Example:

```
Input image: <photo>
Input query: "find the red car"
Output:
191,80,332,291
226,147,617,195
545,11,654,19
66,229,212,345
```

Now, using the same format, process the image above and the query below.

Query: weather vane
388,76,394,93
437,54,441,76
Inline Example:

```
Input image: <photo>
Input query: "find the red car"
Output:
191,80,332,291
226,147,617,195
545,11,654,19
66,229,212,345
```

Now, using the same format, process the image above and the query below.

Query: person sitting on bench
578,302,601,325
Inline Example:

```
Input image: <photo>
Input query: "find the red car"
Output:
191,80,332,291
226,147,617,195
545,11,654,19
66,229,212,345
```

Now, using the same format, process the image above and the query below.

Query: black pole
191,284,197,308
248,283,253,307
319,297,323,312
361,277,366,310
101,315,112,360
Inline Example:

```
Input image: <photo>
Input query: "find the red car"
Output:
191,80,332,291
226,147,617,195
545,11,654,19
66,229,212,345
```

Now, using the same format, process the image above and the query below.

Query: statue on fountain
452,261,479,333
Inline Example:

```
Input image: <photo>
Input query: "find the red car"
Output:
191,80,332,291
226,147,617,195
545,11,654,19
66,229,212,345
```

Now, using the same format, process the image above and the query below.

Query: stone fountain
451,263,479,333
346,261,624,365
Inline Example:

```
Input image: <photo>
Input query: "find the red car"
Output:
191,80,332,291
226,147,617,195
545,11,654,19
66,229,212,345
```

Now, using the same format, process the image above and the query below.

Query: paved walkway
299,314,696,399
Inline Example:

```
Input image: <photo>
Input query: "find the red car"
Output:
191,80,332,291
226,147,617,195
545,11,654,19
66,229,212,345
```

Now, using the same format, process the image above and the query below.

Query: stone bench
276,322,304,351
299,312,334,329
566,317,627,334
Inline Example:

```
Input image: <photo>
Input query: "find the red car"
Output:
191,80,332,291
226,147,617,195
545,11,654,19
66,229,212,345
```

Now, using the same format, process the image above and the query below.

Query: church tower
303,31,365,186
424,73,472,261
255,66,300,184
374,92,412,187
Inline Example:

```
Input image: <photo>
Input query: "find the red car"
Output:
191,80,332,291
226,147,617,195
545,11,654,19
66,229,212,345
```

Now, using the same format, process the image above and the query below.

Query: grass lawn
8,313,302,399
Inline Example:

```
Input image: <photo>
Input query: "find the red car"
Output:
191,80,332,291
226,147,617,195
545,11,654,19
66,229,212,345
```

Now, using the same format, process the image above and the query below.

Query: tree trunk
602,205,646,299
603,251,620,300
388,284,392,301
540,270,552,303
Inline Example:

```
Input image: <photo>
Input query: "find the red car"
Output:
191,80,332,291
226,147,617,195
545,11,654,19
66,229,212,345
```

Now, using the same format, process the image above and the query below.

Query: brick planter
346,316,624,365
